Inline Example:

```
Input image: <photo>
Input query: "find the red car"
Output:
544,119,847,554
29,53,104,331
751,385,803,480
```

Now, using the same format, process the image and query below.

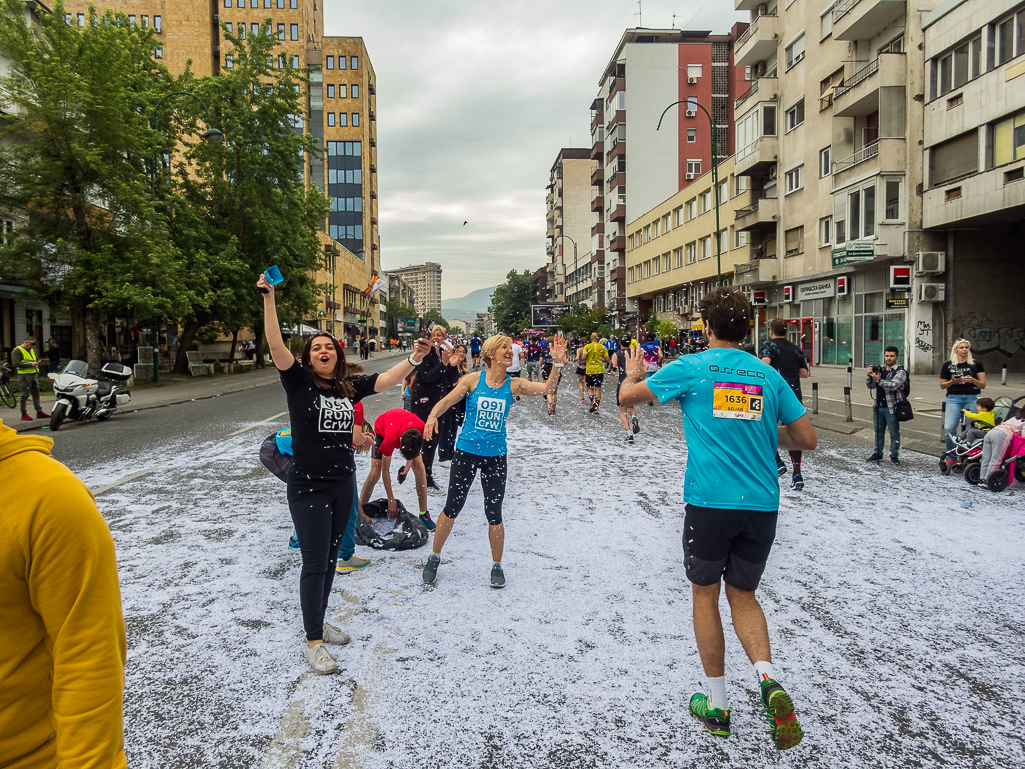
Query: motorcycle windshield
63,360,89,377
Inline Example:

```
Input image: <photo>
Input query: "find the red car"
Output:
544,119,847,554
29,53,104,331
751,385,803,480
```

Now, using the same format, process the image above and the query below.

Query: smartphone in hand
421,321,435,340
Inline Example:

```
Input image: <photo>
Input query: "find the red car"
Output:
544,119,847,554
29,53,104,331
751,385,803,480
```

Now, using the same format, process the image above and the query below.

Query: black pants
410,397,440,485
437,401,462,462
287,475,355,641
443,450,508,525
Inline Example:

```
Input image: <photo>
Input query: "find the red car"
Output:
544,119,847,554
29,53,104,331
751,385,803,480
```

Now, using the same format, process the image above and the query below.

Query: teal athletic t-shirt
646,347,806,511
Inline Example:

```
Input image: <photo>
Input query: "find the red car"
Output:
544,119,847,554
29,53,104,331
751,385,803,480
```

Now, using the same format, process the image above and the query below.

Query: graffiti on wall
955,326,1024,358
915,320,934,353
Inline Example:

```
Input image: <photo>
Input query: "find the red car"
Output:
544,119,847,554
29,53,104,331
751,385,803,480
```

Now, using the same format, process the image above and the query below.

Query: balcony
735,75,777,119
590,164,604,186
610,266,623,281
605,172,626,192
832,0,906,41
923,160,1025,229
591,222,604,238
609,234,625,251
606,109,626,131
368,82,376,95
734,134,778,177
735,14,779,68
607,77,625,103
833,53,905,118
590,194,604,213
831,137,905,189
607,141,626,162
590,140,603,161
733,258,779,287
734,0,765,10
369,137,377,147
591,110,604,131
590,251,604,263
609,204,626,224
369,111,376,121
734,197,779,232
614,297,626,312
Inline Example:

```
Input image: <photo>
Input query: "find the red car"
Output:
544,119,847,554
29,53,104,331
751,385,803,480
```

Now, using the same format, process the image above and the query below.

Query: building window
701,236,712,260
687,63,702,79
883,179,903,220
653,257,660,275
644,224,651,242
277,0,284,7
662,213,671,233
784,226,804,257
821,3,834,39
277,23,285,40
733,228,748,248
686,199,697,220
339,56,347,70
718,180,728,203
339,85,348,98
930,130,979,186
686,127,696,143
225,54,234,68
644,261,651,278
687,159,702,176
327,84,335,98
339,112,348,126
628,267,635,283
128,15,136,24
265,0,271,6
734,175,748,195
627,234,635,250
785,165,804,194
700,190,711,213
141,14,148,26
351,84,359,98
994,10,1024,67
686,242,697,264
785,99,805,132
674,247,684,268
224,0,230,6
351,56,359,70
77,12,85,26
290,23,298,40
237,24,245,39
785,33,805,69
663,253,671,272
352,113,360,126
327,112,335,126
155,45,163,59
674,206,684,226
326,55,334,70
251,22,259,35
991,108,1025,166
932,34,983,99
835,216,846,244
820,146,831,177
291,0,298,7
224,22,232,34
819,216,832,246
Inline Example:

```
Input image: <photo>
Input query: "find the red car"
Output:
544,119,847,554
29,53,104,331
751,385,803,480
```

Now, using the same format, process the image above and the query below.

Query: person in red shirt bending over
359,408,434,531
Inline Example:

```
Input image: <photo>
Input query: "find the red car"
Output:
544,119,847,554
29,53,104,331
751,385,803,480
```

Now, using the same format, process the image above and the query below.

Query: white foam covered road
71,393,1025,769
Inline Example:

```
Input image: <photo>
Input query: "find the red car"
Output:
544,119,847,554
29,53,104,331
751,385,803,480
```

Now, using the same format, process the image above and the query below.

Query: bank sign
797,280,835,301
831,240,874,268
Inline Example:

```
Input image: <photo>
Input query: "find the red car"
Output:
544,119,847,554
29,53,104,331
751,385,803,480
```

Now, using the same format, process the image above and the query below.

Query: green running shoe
688,692,730,738
759,678,803,750
490,562,506,589
422,553,440,585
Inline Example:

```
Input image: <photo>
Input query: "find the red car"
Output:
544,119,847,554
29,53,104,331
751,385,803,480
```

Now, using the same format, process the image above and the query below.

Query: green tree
489,269,535,334
558,304,613,340
169,21,328,372
0,0,188,374
422,308,446,331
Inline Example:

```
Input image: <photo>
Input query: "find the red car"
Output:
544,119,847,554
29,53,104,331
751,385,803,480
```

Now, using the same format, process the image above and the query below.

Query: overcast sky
324,0,746,300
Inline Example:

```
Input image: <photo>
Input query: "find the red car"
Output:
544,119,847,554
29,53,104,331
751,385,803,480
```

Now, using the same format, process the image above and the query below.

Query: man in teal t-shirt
619,287,816,751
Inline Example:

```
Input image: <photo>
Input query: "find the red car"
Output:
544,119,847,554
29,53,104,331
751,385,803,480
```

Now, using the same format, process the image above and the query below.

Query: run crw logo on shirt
318,394,354,433
474,396,508,432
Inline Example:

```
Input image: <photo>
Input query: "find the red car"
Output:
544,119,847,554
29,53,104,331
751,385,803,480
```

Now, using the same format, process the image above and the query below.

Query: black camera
869,365,881,373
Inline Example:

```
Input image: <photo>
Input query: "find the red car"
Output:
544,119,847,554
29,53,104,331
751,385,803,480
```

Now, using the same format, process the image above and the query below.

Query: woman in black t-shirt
259,273,430,675
940,338,987,461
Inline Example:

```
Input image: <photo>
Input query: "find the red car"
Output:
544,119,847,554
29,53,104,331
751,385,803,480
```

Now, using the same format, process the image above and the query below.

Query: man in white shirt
508,336,523,400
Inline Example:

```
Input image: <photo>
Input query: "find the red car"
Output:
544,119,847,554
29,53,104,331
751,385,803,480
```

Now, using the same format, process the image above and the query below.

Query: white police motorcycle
48,359,132,431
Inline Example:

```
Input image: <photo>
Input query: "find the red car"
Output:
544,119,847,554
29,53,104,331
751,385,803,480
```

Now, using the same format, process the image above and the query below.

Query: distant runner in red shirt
358,408,434,530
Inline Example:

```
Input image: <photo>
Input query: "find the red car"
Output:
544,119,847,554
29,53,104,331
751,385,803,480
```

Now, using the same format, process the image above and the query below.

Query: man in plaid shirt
866,345,908,464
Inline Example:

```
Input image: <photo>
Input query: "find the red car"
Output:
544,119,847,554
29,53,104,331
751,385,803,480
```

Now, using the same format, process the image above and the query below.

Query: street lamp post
147,92,224,385
656,100,722,288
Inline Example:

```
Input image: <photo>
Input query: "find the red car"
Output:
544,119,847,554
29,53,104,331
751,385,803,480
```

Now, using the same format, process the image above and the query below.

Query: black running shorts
585,373,604,388
682,504,778,591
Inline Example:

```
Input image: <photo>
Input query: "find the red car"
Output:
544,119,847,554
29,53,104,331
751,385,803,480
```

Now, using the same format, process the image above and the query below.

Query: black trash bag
260,432,290,483
355,498,429,550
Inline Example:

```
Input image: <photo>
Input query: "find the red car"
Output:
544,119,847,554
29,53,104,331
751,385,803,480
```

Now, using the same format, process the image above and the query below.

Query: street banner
364,276,385,296
396,317,420,333
531,303,571,327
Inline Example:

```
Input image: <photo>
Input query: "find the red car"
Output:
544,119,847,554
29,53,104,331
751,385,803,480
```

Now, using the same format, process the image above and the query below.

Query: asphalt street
34,358,1025,769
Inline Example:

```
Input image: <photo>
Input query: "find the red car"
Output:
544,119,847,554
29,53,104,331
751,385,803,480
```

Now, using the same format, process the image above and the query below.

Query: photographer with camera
865,346,908,463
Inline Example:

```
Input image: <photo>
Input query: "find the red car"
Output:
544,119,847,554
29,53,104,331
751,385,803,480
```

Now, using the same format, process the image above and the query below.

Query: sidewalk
6,349,408,434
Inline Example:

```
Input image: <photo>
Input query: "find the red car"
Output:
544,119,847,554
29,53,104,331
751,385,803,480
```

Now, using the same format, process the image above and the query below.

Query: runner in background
760,319,810,490
574,338,588,404
420,335,567,589
611,333,641,443
618,286,816,751
582,332,609,414
539,335,557,415
470,334,483,370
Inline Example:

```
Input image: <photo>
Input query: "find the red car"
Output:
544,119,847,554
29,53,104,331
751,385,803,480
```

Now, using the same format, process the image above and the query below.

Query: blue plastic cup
264,265,284,285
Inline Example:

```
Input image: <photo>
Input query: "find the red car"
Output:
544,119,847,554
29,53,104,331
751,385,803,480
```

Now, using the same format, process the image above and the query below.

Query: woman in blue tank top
420,334,567,588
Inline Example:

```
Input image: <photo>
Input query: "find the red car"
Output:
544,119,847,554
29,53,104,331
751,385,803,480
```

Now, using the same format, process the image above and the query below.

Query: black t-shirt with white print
279,359,378,495
940,360,985,395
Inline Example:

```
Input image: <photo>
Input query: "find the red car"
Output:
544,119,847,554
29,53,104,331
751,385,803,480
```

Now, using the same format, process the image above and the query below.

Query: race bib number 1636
712,382,763,421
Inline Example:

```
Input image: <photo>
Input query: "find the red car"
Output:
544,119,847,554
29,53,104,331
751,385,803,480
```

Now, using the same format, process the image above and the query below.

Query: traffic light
359,315,366,326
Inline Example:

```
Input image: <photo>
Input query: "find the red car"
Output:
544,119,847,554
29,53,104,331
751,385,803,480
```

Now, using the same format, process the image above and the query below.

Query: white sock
754,660,776,683
494,561,502,567
705,676,728,711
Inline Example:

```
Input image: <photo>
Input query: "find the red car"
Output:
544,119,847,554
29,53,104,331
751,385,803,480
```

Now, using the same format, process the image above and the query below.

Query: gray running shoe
422,553,441,584
321,624,351,645
632,416,640,434
305,643,337,675
490,563,505,589
426,483,445,496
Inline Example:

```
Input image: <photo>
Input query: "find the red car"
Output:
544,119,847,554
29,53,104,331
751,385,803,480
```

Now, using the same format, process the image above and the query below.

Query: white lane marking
92,461,171,496
225,411,289,437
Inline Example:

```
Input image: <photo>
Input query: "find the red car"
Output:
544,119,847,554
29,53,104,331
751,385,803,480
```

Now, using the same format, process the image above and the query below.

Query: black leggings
287,475,355,641
443,450,508,525
410,398,439,484
437,406,460,462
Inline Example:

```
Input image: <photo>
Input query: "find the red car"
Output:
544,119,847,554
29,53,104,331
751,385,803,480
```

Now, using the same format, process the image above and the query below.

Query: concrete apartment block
545,149,598,308
921,0,1025,372
389,263,443,316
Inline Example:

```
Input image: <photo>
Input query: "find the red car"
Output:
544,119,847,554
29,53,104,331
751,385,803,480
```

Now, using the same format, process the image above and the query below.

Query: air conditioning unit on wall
915,251,946,274
685,172,695,180
919,283,945,302
688,77,698,84
686,110,697,117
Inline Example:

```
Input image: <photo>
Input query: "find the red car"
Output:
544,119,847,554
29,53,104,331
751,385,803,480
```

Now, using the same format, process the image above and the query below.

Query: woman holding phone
940,339,986,464
258,273,431,675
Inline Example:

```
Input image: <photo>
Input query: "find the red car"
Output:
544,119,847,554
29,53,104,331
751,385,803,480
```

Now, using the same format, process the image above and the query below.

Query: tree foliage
0,0,187,372
557,304,613,340
421,308,446,331
489,270,535,334
385,298,416,336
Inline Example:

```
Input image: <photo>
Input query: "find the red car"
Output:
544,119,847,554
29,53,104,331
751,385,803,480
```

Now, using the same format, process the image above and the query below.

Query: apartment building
731,0,945,370
921,0,1025,372
475,313,495,336
589,28,747,325
545,148,596,306
625,155,752,338
385,271,415,309
60,0,382,346
388,263,443,316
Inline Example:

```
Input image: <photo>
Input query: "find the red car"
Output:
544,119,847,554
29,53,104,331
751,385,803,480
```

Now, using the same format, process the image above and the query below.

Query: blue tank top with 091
456,372,515,457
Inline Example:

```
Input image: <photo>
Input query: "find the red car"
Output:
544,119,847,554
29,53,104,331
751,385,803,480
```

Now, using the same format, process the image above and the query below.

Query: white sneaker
439,460,452,468
426,483,446,496
322,624,351,645
304,643,337,674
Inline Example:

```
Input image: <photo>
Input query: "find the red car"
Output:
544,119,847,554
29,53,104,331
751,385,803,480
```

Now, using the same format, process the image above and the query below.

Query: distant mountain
442,285,498,323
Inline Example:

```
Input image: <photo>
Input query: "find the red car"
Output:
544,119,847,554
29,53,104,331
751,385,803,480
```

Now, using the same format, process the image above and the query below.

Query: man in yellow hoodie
0,419,127,768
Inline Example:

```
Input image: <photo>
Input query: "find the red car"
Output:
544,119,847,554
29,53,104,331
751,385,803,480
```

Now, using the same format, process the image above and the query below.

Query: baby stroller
992,395,1024,425
983,431,1025,492
941,424,986,478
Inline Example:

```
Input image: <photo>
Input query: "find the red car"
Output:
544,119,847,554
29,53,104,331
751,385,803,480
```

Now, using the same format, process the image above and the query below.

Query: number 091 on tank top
712,382,764,421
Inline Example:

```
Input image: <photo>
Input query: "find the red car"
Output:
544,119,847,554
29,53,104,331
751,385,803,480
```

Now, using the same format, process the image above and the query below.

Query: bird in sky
463,220,468,226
